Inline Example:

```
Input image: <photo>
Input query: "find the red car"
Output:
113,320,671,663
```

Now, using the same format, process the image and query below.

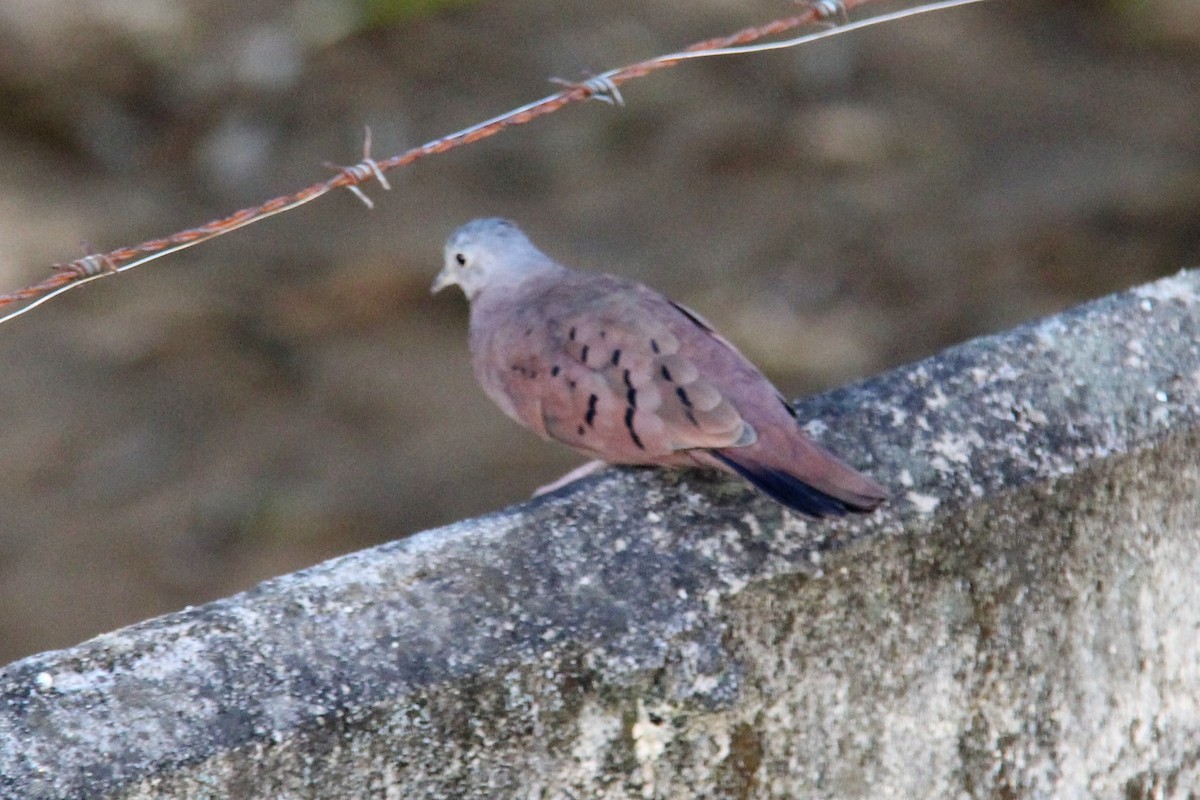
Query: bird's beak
431,267,455,295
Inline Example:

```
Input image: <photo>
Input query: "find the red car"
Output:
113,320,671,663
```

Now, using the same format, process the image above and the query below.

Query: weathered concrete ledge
3,271,1199,799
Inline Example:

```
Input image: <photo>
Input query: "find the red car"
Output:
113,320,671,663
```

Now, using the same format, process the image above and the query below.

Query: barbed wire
0,0,988,326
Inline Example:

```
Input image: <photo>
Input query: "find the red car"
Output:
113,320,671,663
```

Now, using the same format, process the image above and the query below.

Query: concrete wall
2,270,1198,799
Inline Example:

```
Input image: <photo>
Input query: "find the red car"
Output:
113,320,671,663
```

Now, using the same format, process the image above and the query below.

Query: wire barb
550,75,625,107
326,126,392,209
810,0,851,25
52,247,118,280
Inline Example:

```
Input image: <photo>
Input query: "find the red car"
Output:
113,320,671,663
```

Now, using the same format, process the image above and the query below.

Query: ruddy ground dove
432,218,886,517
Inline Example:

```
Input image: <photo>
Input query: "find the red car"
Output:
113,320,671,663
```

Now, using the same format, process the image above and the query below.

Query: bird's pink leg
533,460,607,497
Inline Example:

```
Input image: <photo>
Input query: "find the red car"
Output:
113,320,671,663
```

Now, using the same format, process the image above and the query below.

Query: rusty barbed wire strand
0,0,987,324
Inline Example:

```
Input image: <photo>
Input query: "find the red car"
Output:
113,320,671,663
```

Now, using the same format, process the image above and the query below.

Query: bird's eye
455,253,466,266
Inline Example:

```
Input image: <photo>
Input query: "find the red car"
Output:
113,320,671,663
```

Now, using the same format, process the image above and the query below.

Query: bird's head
432,218,551,301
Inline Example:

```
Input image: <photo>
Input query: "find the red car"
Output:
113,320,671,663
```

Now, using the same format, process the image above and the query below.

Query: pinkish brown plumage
432,218,886,517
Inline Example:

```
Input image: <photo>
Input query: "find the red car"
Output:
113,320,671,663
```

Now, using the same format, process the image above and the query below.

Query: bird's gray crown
446,218,529,252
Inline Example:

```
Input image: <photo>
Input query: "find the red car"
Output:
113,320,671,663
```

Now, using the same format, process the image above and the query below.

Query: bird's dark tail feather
711,451,865,518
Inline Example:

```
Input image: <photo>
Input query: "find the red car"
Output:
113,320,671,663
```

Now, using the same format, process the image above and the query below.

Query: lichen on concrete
1,270,1198,799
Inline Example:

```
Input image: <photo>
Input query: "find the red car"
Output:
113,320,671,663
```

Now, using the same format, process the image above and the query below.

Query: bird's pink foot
533,459,607,497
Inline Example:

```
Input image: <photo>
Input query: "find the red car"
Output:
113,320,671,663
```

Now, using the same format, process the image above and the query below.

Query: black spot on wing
624,407,645,450
610,349,621,366
676,387,692,408
585,394,598,427
669,301,711,331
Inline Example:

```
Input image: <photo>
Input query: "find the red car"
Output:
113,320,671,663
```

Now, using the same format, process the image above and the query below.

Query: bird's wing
488,275,757,464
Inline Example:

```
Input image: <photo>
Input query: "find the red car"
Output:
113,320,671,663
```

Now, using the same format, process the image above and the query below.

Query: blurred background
0,0,1197,663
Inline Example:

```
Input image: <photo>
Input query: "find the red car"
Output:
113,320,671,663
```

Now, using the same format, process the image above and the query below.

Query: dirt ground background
0,0,1197,663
